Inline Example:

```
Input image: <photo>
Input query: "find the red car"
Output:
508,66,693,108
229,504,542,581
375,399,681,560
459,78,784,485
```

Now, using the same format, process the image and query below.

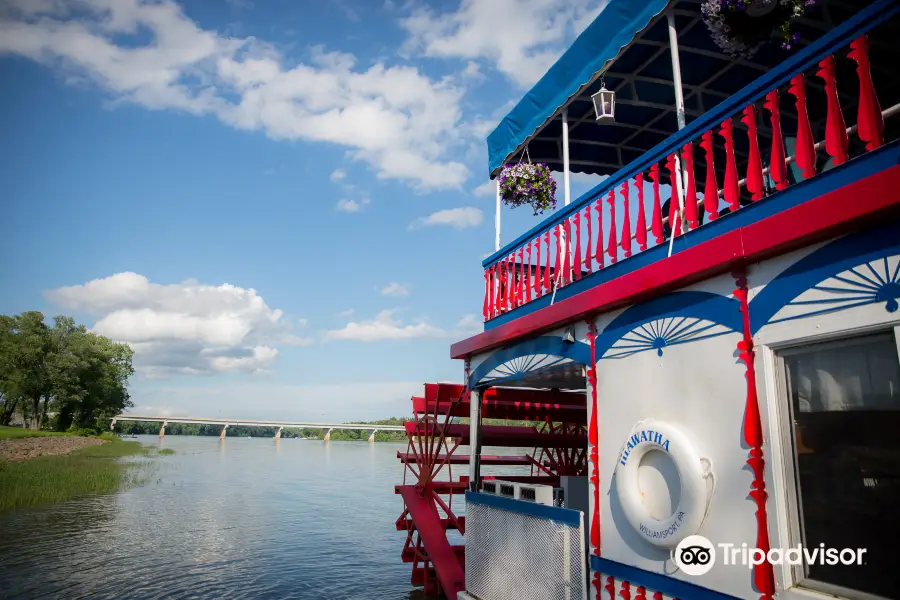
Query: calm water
0,436,428,599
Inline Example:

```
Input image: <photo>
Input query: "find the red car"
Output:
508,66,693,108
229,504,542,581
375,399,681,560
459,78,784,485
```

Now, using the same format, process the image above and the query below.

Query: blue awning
486,0,672,178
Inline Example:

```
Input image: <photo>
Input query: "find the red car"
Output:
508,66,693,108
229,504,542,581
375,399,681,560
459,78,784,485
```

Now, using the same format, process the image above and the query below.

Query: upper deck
452,0,900,359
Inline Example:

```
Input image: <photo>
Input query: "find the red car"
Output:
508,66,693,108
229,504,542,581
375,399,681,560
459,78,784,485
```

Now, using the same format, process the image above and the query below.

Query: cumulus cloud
336,197,370,213
472,181,495,197
400,0,608,88
409,207,483,230
0,0,470,189
323,309,481,342
378,282,411,296
45,272,310,378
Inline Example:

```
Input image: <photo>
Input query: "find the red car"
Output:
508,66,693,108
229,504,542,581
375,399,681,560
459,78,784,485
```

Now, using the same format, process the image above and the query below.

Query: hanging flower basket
498,162,557,216
701,0,819,59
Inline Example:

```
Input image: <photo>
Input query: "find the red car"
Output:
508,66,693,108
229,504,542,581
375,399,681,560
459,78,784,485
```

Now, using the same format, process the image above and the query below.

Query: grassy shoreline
0,426,168,514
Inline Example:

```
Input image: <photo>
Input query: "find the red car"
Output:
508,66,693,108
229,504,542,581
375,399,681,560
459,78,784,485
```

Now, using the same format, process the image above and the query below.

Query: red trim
452,164,900,359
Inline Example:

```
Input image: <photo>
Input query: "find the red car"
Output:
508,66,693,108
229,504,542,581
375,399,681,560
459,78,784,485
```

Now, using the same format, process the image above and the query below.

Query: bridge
111,414,405,442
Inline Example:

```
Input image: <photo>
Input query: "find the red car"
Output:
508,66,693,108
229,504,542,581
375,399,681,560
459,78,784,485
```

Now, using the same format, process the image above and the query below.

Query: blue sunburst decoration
601,317,733,359
769,255,900,324
479,353,574,384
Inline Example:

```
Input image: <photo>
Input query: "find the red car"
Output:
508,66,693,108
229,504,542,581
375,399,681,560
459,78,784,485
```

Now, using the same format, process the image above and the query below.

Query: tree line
0,312,134,431
117,417,409,442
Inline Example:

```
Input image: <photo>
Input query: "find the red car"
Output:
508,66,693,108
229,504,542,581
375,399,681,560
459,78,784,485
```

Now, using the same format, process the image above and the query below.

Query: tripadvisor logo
673,536,868,576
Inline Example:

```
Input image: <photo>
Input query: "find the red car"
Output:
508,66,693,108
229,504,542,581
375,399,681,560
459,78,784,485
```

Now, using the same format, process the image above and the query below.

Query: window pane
783,333,900,598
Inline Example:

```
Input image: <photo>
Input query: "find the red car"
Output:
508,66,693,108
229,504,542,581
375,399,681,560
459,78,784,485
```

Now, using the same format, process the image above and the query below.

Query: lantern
591,81,615,122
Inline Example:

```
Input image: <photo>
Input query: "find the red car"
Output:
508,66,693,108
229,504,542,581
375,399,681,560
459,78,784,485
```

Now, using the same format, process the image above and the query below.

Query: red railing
483,27,897,323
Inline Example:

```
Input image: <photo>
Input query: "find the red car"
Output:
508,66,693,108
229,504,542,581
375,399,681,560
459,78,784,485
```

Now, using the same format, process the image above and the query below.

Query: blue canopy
486,0,671,178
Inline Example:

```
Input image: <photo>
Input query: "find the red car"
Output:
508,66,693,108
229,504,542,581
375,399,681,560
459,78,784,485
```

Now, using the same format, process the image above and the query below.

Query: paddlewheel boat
396,1,900,599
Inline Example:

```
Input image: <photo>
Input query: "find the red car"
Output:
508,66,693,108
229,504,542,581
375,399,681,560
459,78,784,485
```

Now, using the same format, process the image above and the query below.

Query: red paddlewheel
530,421,588,477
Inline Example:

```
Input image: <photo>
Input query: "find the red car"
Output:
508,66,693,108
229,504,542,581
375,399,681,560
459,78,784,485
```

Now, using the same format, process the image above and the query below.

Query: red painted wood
451,165,900,358
518,246,526,306
544,230,551,293
700,130,720,220
720,118,741,211
563,219,572,285
554,226,562,289
666,153,682,237
650,163,663,244
635,173,647,251
606,190,617,264
526,241,533,303
595,198,604,269
483,270,489,321
585,205,594,273
605,576,615,600
574,211,583,281
635,586,647,600
742,104,765,201
789,73,817,179
620,181,632,257
682,142,700,229
587,321,601,555
534,236,543,298
493,264,501,317
817,54,849,166
620,581,632,600
849,34,884,151
506,254,514,310
764,90,788,191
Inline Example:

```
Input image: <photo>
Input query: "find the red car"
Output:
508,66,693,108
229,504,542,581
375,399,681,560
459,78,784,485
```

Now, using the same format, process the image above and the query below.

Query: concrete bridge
111,414,405,442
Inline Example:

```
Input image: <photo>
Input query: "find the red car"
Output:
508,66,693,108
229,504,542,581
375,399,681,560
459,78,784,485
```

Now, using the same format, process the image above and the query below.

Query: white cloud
323,309,446,342
336,308,355,318
409,207,483,230
472,181,495,197
336,197,370,213
400,0,608,88
45,272,306,378
455,313,482,336
330,168,347,182
378,282,411,296
0,0,470,189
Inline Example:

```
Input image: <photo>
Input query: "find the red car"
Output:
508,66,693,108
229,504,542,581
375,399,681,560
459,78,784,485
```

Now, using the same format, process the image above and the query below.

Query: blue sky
0,0,608,421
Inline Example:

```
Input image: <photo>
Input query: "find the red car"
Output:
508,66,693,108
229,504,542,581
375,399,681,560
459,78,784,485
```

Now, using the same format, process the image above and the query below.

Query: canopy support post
495,180,501,251
562,108,571,206
667,9,688,258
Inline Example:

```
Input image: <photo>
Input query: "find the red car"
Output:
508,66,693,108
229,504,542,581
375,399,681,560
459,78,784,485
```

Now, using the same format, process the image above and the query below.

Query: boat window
779,330,900,599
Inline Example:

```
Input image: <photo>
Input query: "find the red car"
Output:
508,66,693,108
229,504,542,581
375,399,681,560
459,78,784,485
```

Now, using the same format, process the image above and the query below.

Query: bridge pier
219,424,229,440
323,428,333,442
274,426,283,440
368,429,377,443
159,421,167,438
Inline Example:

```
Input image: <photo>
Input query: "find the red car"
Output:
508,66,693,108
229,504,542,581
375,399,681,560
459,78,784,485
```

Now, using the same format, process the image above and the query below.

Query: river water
0,436,429,599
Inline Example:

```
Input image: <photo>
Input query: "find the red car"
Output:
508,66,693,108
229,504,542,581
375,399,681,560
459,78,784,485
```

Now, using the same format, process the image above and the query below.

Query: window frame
761,324,900,600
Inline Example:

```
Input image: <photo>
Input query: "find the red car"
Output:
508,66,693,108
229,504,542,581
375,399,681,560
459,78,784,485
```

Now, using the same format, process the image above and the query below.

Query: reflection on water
0,436,426,599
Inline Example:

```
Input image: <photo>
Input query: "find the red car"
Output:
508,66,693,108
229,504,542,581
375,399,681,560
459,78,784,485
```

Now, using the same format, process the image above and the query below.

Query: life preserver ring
615,420,714,548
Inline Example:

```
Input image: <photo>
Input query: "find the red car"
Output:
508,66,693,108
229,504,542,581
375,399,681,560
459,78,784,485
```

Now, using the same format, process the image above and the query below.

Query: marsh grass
0,439,157,513
157,448,175,455
0,426,69,440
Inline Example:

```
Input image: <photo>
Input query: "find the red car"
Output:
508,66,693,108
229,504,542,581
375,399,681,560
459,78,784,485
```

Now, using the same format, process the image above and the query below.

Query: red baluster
493,264,501,316
619,581,631,600
543,231,551,292
764,90,788,191
665,153,682,237
584,205,593,273
506,254,514,310
605,576,616,600
652,594,663,600
720,118,740,211
534,237,542,298
525,241,533,303
497,261,506,313
483,270,490,321
849,34,884,151
606,190,617,264
573,211,582,281
700,130,720,220
553,226,562,290
817,54,848,166
682,142,699,228
517,246,525,305
620,181,632,258
562,219,572,286
789,74,816,179
650,164,663,244
594,199,604,269
741,104,765,201
634,587,647,600
634,173,647,251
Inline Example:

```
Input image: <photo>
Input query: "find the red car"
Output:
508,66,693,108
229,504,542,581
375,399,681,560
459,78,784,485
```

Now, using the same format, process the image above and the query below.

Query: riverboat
395,1,900,599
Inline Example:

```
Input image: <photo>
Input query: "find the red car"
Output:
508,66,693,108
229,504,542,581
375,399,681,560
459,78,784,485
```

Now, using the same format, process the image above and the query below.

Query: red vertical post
620,181,632,258
517,246,525,306
817,54,848,166
741,104,765,201
720,118,740,211
562,219,572,286
849,35,884,152
573,211,582,281
497,261,506,313
594,199,604,269
534,237,542,298
543,231,551,293
789,73,817,179
700,130,719,220
553,226,562,290
763,90,788,191
483,270,490,321
525,241,533,303
650,163,663,244
634,173,647,251
506,254,514,310
606,190,617,264
493,264,501,316
681,142,700,229
584,205,593,273
665,153,683,237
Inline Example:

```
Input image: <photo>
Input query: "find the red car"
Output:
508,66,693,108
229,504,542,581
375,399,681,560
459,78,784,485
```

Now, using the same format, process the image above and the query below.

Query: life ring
615,420,714,548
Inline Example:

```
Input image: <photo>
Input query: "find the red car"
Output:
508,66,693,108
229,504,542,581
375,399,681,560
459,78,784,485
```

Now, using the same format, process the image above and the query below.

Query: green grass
0,426,70,440
157,448,175,455
0,438,155,514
